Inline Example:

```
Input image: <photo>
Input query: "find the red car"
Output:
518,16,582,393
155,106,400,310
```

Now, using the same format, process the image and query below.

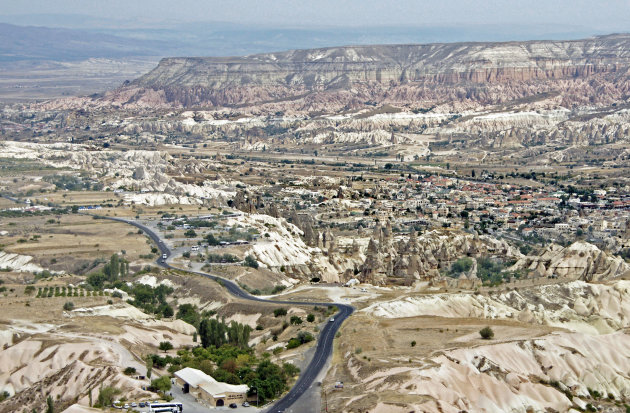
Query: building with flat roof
174,367,249,407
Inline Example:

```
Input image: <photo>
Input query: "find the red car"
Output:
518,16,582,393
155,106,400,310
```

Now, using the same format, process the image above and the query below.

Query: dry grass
0,286,115,324
29,191,119,206
325,312,558,411
0,213,154,273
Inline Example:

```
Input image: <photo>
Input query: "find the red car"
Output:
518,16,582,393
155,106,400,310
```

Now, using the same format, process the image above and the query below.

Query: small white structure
344,278,360,287
174,367,248,407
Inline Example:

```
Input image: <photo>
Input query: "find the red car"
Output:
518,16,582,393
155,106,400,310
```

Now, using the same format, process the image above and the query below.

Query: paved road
94,215,354,413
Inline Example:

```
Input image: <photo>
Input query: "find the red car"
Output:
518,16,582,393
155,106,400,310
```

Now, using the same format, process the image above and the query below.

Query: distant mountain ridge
118,34,630,109
0,23,164,61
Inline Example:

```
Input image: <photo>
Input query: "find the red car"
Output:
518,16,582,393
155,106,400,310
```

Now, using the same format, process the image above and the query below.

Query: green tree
198,318,252,349
296,331,313,343
63,301,75,311
273,308,287,317
243,255,259,269
282,363,300,377
96,386,121,407
176,303,200,327
479,326,494,339
290,316,302,325
161,304,174,318
151,376,172,393
248,359,288,402
123,367,136,376
146,355,153,379
205,233,219,246
227,321,253,348
159,341,174,352
449,258,473,276
306,314,315,322
46,395,54,413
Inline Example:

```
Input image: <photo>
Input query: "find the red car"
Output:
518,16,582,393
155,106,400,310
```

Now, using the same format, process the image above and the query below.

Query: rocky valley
1,30,630,413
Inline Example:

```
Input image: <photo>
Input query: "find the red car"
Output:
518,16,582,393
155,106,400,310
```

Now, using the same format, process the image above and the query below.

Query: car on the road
123,404,130,409
329,317,335,322
242,401,250,407
162,254,167,259
229,403,238,408
139,402,146,407
130,402,137,407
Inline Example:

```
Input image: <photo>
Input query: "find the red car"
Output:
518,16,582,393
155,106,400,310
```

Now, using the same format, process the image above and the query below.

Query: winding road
96,215,353,413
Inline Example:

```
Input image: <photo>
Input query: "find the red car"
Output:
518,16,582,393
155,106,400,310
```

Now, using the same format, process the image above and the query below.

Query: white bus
149,402,183,412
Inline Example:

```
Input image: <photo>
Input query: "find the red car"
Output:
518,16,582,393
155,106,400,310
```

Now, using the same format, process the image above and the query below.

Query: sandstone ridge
118,34,630,108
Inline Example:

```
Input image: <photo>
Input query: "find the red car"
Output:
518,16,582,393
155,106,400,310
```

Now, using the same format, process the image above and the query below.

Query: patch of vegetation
286,331,314,349
159,341,174,352
43,174,103,191
476,257,521,286
95,386,121,408
447,256,521,286
207,253,240,263
86,254,129,289
123,367,136,376
126,283,174,317
243,255,259,269
239,283,285,296
0,207,69,218
273,308,287,317
205,226,256,245
150,375,172,393
447,257,473,276
198,318,252,349
617,248,630,262
479,326,494,339
184,229,197,238
177,303,201,327
157,345,298,404
186,219,218,228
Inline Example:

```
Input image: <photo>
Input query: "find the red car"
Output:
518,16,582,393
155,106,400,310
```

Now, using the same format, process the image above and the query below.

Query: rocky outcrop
511,241,630,281
109,34,630,110
359,228,519,285
0,141,236,206
364,280,630,333
340,330,630,413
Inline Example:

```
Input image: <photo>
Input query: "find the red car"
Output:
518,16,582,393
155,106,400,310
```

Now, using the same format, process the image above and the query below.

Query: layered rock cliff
115,34,630,109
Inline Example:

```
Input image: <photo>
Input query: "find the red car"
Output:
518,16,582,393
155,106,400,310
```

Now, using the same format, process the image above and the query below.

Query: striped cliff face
104,34,630,110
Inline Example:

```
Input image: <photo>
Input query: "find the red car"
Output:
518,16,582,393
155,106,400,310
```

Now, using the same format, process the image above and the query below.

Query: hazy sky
1,0,630,30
